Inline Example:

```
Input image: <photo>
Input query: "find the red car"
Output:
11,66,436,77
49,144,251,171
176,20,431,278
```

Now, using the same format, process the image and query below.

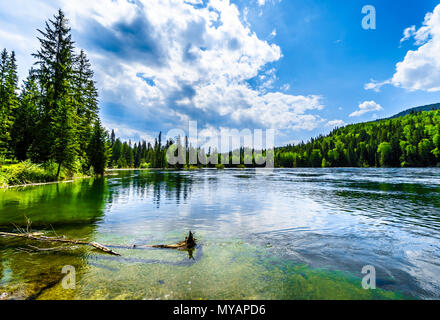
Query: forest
275,110,440,168
108,109,440,170
0,9,111,186
1,10,440,188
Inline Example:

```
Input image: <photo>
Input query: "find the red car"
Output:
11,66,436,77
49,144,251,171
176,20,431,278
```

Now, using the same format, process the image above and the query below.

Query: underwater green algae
22,239,406,300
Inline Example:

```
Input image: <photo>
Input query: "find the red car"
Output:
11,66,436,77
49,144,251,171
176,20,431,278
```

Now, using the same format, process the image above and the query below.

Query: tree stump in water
149,231,197,250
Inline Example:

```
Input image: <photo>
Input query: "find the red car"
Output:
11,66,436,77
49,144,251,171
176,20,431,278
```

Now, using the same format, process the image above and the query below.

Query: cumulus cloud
367,4,440,92
349,101,383,117
0,0,324,142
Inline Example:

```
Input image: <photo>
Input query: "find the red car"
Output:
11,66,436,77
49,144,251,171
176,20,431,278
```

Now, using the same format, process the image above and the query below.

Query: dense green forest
109,131,170,170
110,109,440,170
108,131,271,170
275,110,440,168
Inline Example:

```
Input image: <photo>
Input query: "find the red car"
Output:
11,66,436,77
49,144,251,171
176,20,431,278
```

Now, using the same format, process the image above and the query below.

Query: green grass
0,161,68,187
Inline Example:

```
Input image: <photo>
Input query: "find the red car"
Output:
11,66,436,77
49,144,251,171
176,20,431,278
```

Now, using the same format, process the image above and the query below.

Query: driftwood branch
0,232,120,256
0,229,197,257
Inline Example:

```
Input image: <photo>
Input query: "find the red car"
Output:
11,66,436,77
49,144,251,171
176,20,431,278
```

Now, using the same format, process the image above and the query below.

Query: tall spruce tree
110,129,116,147
87,119,109,175
73,50,99,161
30,9,78,176
0,49,19,158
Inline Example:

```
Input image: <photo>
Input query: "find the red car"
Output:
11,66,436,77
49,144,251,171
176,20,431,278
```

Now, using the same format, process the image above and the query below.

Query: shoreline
2,166,439,190
0,176,90,190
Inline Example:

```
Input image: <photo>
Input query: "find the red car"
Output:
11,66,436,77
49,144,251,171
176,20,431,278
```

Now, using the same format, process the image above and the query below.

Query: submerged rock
0,271,64,300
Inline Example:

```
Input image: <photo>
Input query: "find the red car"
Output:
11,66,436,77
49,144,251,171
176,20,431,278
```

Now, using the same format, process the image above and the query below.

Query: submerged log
143,231,197,250
0,231,120,256
0,230,197,256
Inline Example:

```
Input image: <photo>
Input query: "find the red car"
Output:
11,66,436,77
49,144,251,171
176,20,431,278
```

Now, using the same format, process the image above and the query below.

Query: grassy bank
0,161,78,188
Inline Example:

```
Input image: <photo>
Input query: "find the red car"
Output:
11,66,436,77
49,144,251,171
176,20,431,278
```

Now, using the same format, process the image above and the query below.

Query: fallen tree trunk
0,230,197,256
0,232,120,256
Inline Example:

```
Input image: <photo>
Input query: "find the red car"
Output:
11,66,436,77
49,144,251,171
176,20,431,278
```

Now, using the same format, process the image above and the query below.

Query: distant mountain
388,103,440,119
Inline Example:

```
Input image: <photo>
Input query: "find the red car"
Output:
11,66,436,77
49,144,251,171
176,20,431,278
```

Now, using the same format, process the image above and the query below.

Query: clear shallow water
0,168,439,300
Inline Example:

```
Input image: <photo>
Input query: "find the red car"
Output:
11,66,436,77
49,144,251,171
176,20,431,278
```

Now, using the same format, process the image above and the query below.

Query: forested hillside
387,103,440,119
276,110,440,168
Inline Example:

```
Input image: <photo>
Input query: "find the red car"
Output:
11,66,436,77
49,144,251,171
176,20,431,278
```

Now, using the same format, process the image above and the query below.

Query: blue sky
1,0,440,146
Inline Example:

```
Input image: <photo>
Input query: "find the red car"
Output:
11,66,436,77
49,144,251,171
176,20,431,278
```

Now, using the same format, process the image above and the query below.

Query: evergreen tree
110,129,116,147
52,94,79,177
73,49,99,160
122,142,134,168
111,138,123,168
0,49,19,158
134,142,142,168
87,119,109,175
30,9,78,175
11,70,39,160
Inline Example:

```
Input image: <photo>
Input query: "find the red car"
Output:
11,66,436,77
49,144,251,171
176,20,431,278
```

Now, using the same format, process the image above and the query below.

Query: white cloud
349,101,383,117
0,0,324,142
325,120,346,127
257,0,266,6
64,0,323,132
364,79,392,92
104,121,155,144
367,5,440,92
400,25,416,43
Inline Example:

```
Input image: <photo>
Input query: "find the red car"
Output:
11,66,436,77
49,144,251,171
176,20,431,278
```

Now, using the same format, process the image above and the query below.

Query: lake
0,168,439,300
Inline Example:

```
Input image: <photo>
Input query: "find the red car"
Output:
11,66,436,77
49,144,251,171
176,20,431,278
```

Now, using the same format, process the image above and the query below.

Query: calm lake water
0,168,439,300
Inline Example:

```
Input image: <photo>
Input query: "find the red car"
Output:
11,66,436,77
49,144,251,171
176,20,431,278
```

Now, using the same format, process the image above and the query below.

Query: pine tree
110,129,116,147
52,94,79,177
156,132,162,168
111,139,123,168
30,9,78,175
87,119,109,175
73,50,99,160
121,142,133,168
0,49,19,158
11,70,39,160
134,142,142,168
